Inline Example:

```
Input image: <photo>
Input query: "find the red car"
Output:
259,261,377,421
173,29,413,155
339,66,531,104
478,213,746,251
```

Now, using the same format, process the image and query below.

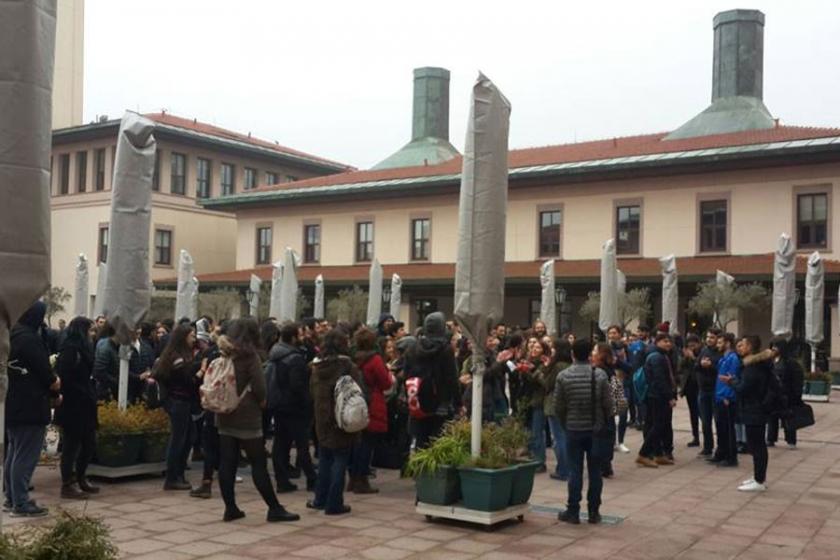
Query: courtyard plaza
8,397,840,560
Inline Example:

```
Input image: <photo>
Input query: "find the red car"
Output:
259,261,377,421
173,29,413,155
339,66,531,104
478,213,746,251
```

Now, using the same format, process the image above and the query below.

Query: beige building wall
53,0,84,129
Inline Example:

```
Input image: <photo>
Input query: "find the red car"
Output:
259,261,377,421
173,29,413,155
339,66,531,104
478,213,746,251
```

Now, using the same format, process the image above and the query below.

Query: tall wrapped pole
366,259,383,328
101,113,156,411
175,249,198,321
269,260,283,319
249,274,262,318
771,233,796,337
540,260,556,336
660,255,679,335
93,262,108,317
599,239,619,332
390,273,402,320
714,269,735,328
453,73,510,458
0,0,56,530
314,274,325,319
74,254,90,317
279,247,300,322
804,252,824,373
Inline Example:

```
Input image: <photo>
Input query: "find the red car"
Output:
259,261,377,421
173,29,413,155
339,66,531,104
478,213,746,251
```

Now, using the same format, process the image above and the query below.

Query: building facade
51,112,351,320
54,0,84,129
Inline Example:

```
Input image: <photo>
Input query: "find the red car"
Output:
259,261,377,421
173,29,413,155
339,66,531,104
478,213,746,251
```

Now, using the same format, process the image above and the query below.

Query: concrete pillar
712,9,765,101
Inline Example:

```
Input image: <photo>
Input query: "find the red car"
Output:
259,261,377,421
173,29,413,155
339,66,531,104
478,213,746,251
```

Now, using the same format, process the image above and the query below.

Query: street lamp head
555,286,567,305
382,287,391,303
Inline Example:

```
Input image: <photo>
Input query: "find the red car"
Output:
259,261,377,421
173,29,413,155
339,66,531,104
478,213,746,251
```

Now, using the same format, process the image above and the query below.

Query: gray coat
554,363,614,432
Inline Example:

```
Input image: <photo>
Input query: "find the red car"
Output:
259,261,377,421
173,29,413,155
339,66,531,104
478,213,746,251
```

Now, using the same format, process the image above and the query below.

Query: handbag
787,403,815,430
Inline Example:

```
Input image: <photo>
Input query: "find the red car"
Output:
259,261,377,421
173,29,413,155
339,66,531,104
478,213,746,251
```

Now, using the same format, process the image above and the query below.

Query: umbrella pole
811,344,817,374
470,347,485,458
0,321,8,531
118,344,130,410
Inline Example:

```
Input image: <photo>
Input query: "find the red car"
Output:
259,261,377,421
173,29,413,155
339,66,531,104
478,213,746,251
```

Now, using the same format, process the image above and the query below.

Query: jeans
713,401,737,464
547,415,569,478
164,399,194,483
617,396,629,444
698,392,715,453
528,407,547,465
735,423,746,445
60,428,96,484
273,414,316,484
565,430,604,515
313,446,351,514
4,425,47,508
684,385,699,442
745,424,768,484
639,398,672,458
218,435,280,514
350,431,380,477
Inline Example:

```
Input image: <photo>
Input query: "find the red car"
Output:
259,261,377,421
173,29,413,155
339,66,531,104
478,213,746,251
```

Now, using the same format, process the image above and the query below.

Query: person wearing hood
92,321,120,401
54,316,100,499
268,322,316,493
404,312,461,449
5,301,60,517
376,313,395,338
767,337,804,449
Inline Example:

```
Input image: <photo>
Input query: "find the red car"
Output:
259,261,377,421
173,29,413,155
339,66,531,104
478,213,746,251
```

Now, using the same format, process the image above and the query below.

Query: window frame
409,215,432,261
355,219,374,263
151,149,160,191
58,153,70,195
244,167,257,191
265,171,278,186
196,157,212,199
221,163,235,195
613,198,643,257
153,227,174,267
793,185,832,252
94,148,106,191
170,152,187,195
76,151,87,193
536,205,563,259
255,224,273,266
97,224,109,264
302,221,322,264
696,193,730,254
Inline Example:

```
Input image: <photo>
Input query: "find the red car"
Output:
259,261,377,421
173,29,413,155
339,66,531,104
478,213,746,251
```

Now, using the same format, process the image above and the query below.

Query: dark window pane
170,153,186,195
304,225,320,263
59,154,70,194
616,205,640,254
77,152,87,192
797,193,828,249
196,158,211,198
357,222,373,262
539,210,561,257
256,226,272,265
411,218,430,260
95,149,106,191
154,229,172,265
221,164,235,195
700,200,727,252
98,226,109,263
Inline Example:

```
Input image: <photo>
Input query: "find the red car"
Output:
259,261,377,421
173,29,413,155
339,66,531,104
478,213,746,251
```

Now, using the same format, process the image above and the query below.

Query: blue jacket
644,348,677,400
715,350,741,404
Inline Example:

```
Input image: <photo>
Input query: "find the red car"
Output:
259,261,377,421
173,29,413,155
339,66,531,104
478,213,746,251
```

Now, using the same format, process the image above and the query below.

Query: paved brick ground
8,395,840,559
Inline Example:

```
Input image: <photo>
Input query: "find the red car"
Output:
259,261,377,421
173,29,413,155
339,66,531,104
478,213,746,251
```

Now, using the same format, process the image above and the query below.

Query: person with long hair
153,324,201,490
215,318,299,522
522,337,553,473
546,338,571,481
55,317,100,499
592,342,619,478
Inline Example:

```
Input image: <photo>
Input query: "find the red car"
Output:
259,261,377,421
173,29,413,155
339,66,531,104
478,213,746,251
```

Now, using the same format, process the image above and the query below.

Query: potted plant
804,371,832,396
406,419,470,505
0,511,118,559
94,402,170,467
137,406,170,463
830,371,840,387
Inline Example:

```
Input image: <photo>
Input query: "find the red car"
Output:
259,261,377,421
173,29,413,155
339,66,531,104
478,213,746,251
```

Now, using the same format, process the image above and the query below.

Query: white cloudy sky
84,0,840,169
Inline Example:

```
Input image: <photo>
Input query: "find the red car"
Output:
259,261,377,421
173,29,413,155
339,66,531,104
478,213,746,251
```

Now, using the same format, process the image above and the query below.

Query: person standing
554,339,614,524
695,329,721,457
522,338,552,473
636,334,677,468
5,301,60,517
55,317,100,499
767,338,803,449
591,343,619,478
710,333,740,467
546,339,571,481
679,334,702,448
92,322,119,401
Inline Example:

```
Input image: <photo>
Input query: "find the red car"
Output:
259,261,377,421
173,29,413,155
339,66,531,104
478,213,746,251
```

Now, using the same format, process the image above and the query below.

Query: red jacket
356,352,393,433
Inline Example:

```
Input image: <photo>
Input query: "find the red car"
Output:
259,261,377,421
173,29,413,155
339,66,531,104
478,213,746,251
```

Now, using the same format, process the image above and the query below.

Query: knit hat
656,321,671,334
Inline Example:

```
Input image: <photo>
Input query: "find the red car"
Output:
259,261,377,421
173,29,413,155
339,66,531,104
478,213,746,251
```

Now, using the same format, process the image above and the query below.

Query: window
152,150,160,191
170,152,186,195
244,168,257,190
304,224,321,263
539,209,562,257
256,226,272,265
356,221,373,262
94,148,106,191
616,204,641,255
98,226,109,263
699,200,727,252
221,163,235,195
154,229,173,266
76,151,87,193
529,299,542,327
196,158,211,198
58,154,70,194
797,193,828,249
286,175,298,183
411,218,430,261
265,171,278,186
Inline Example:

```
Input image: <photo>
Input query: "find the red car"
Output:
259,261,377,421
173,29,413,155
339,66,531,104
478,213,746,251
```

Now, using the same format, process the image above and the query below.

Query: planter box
95,433,144,467
140,432,170,463
805,380,830,395
458,465,517,512
415,466,461,506
510,461,540,506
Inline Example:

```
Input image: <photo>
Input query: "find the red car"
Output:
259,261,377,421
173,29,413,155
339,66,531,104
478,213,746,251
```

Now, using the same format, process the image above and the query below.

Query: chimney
712,10,764,102
412,67,450,142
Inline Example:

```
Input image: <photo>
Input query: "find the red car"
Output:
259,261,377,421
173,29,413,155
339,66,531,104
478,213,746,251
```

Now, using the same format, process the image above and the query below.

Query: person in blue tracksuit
710,333,741,467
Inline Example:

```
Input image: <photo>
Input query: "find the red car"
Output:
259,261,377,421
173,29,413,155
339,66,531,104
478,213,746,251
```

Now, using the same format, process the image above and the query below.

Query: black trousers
272,414,316,485
639,398,672,458
218,435,280,514
60,429,95,483
713,401,738,464
201,412,220,481
745,424,768,484
766,417,797,445
684,385,699,441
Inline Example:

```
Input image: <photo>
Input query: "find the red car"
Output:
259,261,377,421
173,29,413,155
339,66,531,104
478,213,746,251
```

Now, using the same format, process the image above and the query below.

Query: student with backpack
636,334,677,468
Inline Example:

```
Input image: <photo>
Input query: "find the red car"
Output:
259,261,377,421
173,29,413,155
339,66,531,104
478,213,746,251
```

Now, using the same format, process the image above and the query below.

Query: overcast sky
84,0,840,169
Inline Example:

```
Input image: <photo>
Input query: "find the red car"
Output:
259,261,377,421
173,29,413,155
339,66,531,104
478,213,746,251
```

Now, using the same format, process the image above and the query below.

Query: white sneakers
618,443,630,454
738,480,767,492
787,443,797,450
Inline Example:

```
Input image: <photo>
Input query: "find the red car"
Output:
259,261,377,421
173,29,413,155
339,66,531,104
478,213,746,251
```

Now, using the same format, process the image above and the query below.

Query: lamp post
554,286,567,306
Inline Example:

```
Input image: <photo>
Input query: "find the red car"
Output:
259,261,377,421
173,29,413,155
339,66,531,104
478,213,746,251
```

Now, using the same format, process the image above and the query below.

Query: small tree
687,280,769,330
326,285,368,324
579,288,652,329
43,285,71,326
257,286,312,322
200,288,241,322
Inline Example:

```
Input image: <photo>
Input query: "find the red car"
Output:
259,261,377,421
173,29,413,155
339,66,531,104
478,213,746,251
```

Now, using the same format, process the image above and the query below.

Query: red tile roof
145,112,353,171
172,253,840,286
247,125,840,194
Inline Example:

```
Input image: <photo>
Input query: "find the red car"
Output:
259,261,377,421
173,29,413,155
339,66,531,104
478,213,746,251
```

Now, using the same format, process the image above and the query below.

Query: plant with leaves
0,511,118,559
42,285,71,326
405,419,471,477
326,285,368,323
687,280,769,330
579,288,652,329
198,288,240,322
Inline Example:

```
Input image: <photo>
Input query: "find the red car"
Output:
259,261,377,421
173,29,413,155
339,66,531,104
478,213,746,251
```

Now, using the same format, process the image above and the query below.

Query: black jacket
93,337,119,400
267,341,311,417
54,336,98,433
7,305,56,427
695,346,722,393
644,347,677,401
734,350,773,426
405,337,461,416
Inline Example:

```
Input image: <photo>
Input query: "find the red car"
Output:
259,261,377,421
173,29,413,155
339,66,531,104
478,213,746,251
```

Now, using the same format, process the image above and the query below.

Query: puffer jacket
644,348,677,401
310,355,364,449
554,363,614,432
733,349,773,426
356,350,393,433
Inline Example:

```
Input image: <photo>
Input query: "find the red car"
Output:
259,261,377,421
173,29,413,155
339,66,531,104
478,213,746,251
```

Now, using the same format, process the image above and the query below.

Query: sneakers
305,499,324,511
635,456,659,468
549,473,568,481
558,510,580,524
78,478,100,494
189,482,212,499
787,443,797,450
11,501,48,518
654,455,674,466
738,480,767,492
741,478,755,486
686,439,700,448
588,510,602,524
61,482,88,500
618,443,630,454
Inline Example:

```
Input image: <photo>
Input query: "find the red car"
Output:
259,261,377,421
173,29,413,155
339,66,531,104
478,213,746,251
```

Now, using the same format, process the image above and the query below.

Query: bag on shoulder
611,376,628,415
144,379,164,409
788,403,815,430
632,366,648,402
200,356,250,414
334,374,369,433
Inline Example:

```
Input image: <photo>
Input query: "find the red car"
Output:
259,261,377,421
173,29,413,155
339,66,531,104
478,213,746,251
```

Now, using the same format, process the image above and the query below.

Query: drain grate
529,504,624,525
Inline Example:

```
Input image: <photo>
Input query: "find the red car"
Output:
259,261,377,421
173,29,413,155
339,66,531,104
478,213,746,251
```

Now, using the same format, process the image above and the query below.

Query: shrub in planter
406,419,470,505
95,402,170,466
0,511,118,559
804,371,833,395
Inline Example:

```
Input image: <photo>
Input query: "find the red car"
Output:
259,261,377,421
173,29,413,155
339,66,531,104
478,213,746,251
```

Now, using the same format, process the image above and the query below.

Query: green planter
831,372,840,386
94,433,143,467
510,460,540,506
415,466,461,505
140,432,170,463
458,465,517,512
806,380,830,395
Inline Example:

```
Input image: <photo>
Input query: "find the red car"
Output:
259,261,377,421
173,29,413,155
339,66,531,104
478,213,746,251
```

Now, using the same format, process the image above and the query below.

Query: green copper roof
371,136,460,170
665,96,775,140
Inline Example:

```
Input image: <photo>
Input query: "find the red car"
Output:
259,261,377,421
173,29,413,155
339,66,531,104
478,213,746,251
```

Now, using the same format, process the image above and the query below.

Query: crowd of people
3,302,808,527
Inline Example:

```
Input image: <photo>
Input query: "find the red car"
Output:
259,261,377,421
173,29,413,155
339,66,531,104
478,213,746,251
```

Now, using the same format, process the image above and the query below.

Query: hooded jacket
54,331,97,433
405,313,461,416
7,301,56,427
771,339,804,409
268,341,311,417
310,355,363,449
733,349,774,426
554,363,614,432
715,350,741,404
644,346,677,401
93,336,120,401
376,313,395,337
215,336,267,435
355,350,393,432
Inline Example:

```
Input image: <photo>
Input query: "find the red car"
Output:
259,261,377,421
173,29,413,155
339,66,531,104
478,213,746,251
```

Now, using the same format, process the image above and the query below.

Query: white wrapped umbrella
0,0,57,529
249,274,262,318
366,259,383,328
389,273,402,320
714,270,735,328
314,274,325,319
540,260,556,336
599,239,619,331
269,259,284,319
175,249,198,321
279,247,300,322
74,254,89,317
93,262,108,317
805,252,824,372
101,112,156,410
660,255,679,335
453,73,510,457
771,233,796,337
616,269,626,295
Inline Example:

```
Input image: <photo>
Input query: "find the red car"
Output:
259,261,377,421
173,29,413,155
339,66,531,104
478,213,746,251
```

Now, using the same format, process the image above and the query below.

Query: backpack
405,376,430,419
200,356,250,414
334,374,369,433
632,366,648,402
